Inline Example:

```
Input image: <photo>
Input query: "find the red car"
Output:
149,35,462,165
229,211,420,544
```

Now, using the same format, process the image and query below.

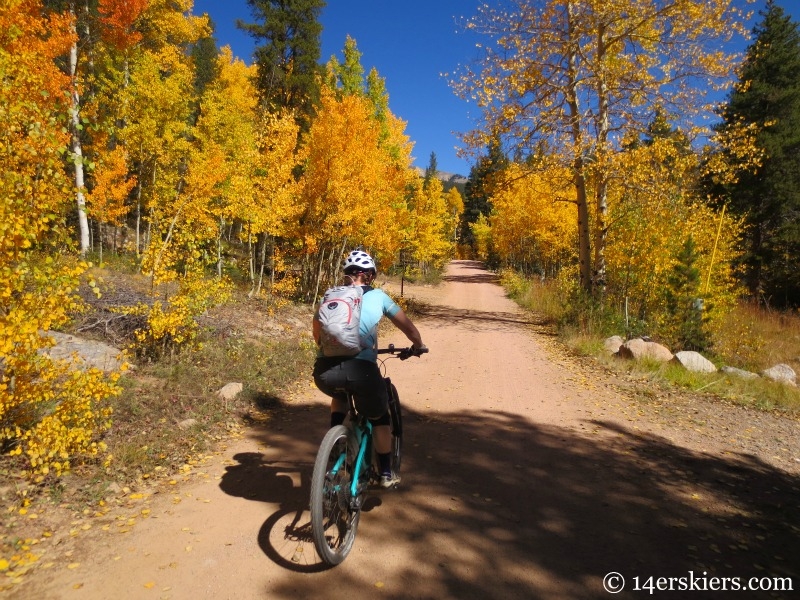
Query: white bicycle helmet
343,250,376,274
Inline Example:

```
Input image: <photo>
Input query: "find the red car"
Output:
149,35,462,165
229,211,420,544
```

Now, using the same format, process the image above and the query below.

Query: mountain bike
309,344,427,566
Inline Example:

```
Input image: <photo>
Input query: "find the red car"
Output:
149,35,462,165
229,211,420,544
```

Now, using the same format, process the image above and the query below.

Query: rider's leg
330,395,346,427
369,411,394,479
313,358,350,428
375,421,399,486
373,424,391,454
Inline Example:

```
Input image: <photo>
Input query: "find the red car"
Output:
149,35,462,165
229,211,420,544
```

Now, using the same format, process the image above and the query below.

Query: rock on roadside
761,364,797,386
603,335,624,354
671,351,717,373
217,382,243,401
617,338,673,362
720,366,759,380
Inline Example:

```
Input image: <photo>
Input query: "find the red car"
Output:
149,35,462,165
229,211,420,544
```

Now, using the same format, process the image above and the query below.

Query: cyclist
312,250,426,489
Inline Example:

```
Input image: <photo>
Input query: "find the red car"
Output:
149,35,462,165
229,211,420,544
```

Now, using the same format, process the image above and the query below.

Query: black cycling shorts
313,357,390,423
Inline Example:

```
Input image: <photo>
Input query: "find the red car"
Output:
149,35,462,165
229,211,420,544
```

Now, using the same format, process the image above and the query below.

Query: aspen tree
453,0,749,297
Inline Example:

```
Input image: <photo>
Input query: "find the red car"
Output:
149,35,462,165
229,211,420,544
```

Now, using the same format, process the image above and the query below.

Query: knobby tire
309,425,360,565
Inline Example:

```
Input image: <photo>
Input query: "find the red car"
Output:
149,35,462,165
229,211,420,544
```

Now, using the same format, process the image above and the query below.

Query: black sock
377,452,391,476
330,411,346,428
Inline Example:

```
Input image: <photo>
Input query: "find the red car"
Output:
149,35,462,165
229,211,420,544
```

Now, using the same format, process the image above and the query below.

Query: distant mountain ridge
414,167,468,186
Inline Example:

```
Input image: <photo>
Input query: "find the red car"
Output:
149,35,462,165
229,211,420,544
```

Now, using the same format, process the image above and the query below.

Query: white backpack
317,285,368,356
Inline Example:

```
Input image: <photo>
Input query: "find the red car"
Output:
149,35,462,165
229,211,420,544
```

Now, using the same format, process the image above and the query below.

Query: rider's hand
411,344,428,356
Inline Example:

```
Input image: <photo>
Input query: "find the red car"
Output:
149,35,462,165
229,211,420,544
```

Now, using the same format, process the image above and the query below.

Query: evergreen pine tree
190,21,219,114
423,152,438,191
665,236,712,352
717,0,800,306
460,138,507,252
238,0,326,133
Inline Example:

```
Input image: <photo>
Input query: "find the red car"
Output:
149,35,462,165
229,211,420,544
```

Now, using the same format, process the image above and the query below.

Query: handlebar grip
375,345,429,357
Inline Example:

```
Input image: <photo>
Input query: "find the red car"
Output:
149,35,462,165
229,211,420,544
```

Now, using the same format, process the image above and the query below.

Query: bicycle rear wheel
309,425,361,565
387,380,403,476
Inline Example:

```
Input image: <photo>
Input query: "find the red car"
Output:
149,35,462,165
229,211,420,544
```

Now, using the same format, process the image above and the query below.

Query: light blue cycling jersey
356,287,400,362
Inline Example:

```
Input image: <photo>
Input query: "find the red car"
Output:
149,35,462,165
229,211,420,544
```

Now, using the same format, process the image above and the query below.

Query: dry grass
500,270,567,323
713,302,800,372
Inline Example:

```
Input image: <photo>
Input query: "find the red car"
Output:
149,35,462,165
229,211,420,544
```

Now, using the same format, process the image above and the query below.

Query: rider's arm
388,310,425,349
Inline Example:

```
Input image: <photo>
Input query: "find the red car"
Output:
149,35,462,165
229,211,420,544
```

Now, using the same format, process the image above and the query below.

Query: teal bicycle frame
332,403,373,511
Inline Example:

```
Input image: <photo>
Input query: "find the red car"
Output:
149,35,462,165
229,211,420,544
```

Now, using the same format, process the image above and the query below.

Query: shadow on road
219,396,800,599
441,260,498,285
442,260,500,284
442,272,500,285
414,304,550,330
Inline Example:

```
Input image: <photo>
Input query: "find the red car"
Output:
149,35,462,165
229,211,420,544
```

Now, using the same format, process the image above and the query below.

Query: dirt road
21,261,800,599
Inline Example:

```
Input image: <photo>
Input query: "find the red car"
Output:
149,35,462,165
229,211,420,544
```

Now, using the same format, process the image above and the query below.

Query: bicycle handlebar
376,344,429,360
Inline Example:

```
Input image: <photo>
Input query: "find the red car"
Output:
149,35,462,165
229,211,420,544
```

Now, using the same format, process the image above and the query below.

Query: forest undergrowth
0,266,319,585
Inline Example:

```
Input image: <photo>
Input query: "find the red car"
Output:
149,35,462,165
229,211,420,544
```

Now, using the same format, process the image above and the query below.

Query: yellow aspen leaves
1,5,461,477
299,87,416,291
454,0,749,293
485,163,576,275
1,0,120,477
408,176,457,271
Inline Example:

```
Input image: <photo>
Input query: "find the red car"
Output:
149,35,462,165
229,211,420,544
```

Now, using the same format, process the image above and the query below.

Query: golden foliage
299,88,414,271
129,275,231,358
1,0,120,476
453,0,750,291
251,109,305,240
470,214,492,261
87,139,136,228
605,138,743,340
702,118,767,187
488,163,576,274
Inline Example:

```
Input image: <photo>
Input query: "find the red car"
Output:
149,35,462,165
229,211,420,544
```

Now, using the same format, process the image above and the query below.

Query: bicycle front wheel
309,425,361,565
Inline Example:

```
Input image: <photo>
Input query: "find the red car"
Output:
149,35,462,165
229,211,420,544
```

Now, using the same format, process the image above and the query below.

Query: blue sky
192,0,800,177
192,0,483,176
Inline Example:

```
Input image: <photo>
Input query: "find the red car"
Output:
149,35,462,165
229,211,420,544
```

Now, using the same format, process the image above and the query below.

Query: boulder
41,331,129,373
217,382,244,401
720,366,759,380
760,364,797,386
672,351,717,373
617,338,673,362
604,335,624,354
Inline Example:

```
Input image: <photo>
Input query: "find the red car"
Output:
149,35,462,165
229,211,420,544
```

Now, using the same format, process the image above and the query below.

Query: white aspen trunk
255,233,269,296
566,1,592,294
216,217,224,278
269,240,275,292
594,24,610,300
312,247,327,307
135,174,142,257
247,223,255,283
69,5,90,257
